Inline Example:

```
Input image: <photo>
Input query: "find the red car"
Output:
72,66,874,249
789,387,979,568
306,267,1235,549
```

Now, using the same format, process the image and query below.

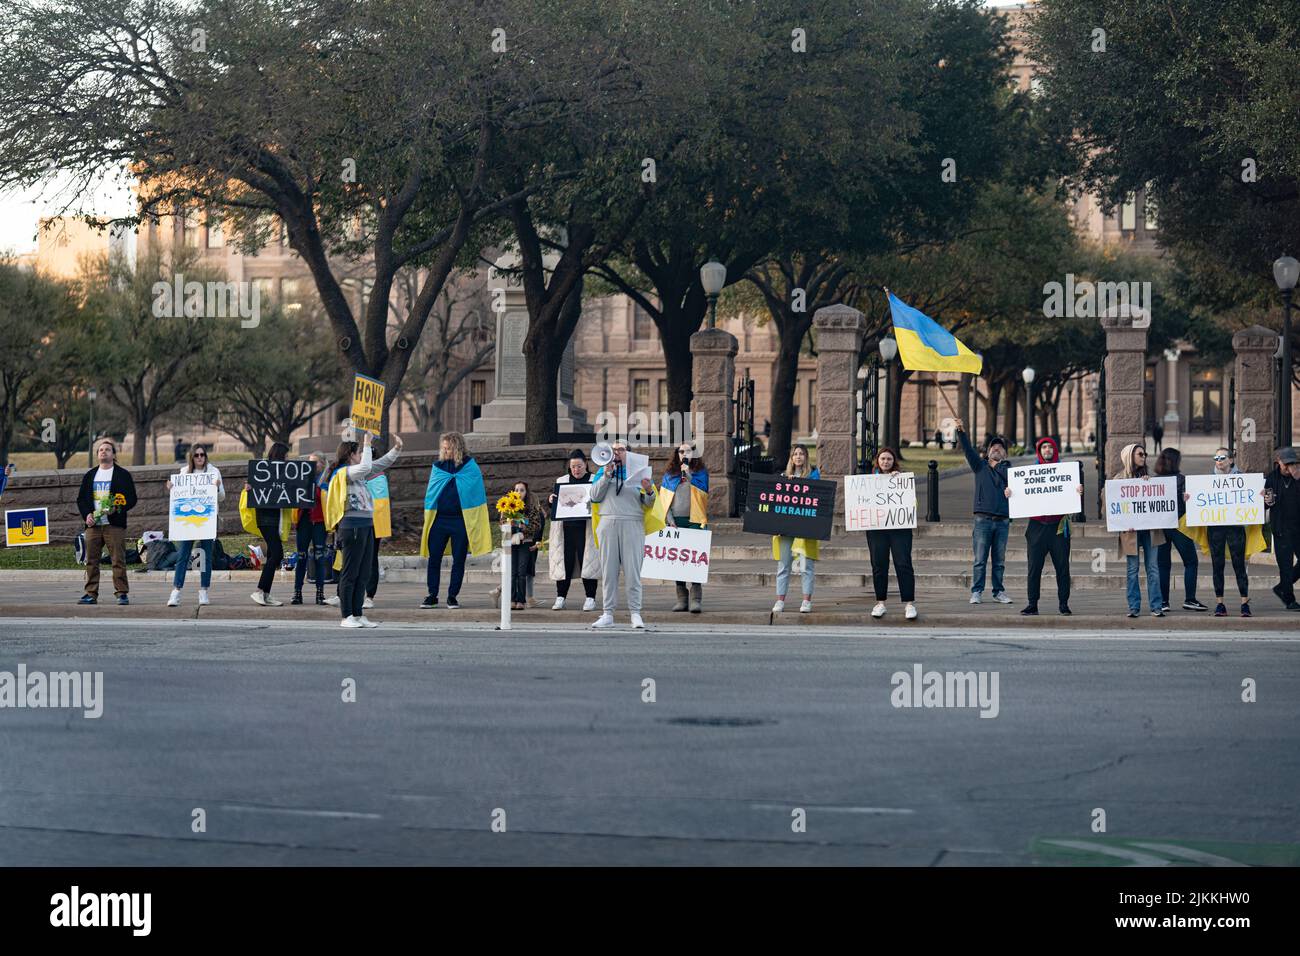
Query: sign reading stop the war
350,373,385,437
247,458,316,508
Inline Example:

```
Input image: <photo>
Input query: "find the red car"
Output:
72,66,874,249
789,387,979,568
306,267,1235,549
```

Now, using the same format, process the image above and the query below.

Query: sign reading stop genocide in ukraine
1184,473,1265,527
641,526,712,584
742,473,836,540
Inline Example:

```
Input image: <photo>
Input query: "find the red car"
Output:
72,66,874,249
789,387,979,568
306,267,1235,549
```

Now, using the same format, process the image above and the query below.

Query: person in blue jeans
1113,443,1165,618
421,432,472,609
166,443,225,607
954,419,1012,605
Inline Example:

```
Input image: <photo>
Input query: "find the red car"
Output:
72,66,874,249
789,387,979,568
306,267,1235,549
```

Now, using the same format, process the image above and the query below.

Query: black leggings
256,518,284,594
367,539,382,599
556,520,598,598
336,523,375,618
294,517,327,592
867,529,914,602
1207,526,1248,598
1025,518,1070,607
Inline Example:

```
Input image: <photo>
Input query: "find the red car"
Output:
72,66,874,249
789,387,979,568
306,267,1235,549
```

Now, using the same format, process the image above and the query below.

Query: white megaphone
590,442,614,467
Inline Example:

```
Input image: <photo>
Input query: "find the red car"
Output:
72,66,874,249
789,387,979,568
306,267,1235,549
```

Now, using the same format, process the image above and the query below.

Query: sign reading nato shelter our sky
844,473,916,531
742,473,836,540
1105,477,1179,532
641,526,711,584
350,373,385,437
1007,461,1080,519
1184,473,1265,526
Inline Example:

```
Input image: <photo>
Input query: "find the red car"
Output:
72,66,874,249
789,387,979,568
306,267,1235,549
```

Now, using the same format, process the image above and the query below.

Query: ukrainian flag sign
5,507,49,547
886,290,983,375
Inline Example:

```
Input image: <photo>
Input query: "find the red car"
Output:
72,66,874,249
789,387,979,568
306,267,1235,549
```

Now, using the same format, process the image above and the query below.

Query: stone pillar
690,327,738,517
813,304,868,497
1100,311,1149,476
1162,346,1181,446
1231,325,1278,474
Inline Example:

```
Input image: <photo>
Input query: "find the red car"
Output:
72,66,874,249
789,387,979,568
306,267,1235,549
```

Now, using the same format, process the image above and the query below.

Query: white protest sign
1007,461,1080,519
1184,473,1265,527
1105,477,1179,532
169,472,219,541
641,526,711,584
623,450,651,486
554,482,592,520
844,473,917,531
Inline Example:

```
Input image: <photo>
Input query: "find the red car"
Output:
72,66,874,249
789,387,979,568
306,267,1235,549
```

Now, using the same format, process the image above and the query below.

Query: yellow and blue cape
367,474,391,539
886,290,983,375
420,458,492,557
656,468,710,526
590,464,665,546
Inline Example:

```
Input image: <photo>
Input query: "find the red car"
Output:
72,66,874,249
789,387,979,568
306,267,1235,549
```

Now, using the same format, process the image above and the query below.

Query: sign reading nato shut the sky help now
1007,461,1080,519
844,473,917,531
1184,473,1265,527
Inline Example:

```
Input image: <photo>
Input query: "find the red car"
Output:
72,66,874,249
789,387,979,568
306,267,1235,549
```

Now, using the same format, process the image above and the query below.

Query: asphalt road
1,617,1297,866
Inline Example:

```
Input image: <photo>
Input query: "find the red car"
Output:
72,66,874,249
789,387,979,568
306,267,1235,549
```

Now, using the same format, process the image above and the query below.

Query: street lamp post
700,260,727,331
879,336,898,451
1022,367,1036,449
1065,379,1074,452
1273,255,1298,446
87,387,98,468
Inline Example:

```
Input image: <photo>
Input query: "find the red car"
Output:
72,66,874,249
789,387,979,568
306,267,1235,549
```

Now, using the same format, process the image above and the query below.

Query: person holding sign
246,442,293,606
659,442,710,613
589,439,659,629
165,443,225,607
324,432,402,627
866,447,917,620
1263,447,1300,610
772,444,819,614
1197,448,1257,617
547,450,599,611
1153,449,1207,612
954,421,1013,606
1113,443,1165,618
1010,437,1080,616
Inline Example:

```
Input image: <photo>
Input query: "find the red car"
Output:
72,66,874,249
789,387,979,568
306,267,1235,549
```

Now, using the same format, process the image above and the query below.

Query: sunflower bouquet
93,492,128,523
495,491,526,523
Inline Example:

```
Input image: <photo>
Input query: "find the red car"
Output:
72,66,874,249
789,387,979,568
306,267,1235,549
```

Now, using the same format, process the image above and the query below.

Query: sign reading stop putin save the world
350,373,385,437
1105,477,1179,532
1184,473,1265,527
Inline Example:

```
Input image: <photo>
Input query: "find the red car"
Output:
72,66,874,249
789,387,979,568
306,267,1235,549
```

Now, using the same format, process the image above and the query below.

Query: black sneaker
447,597,461,609
1273,582,1286,605
1183,600,1209,611
1152,608,1165,618
1214,603,1227,617
1286,601,1300,611
1019,605,1038,616
1059,606,1072,615
1241,603,1252,618
420,595,437,609
1161,604,1171,613
290,591,304,605
116,594,129,606
78,594,96,605
1127,610,1139,618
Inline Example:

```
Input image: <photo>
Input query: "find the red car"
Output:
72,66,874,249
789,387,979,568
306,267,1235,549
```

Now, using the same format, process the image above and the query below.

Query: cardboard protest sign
350,373,385,437
247,458,316,508
1184,473,1265,527
1008,461,1080,519
1105,477,1179,532
844,473,917,531
5,507,49,547
553,482,592,520
742,473,836,540
642,526,711,584
169,472,219,541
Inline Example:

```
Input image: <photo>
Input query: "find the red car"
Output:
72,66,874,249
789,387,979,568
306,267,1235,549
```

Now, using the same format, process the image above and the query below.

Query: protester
505,481,546,611
589,439,658,629
248,441,294,607
289,453,329,606
166,442,225,607
661,441,709,613
772,444,818,613
420,431,491,609
1007,436,1080,616
1263,446,1300,611
547,450,600,611
1153,448,1206,612
325,432,402,627
1114,443,1164,618
866,446,917,620
1201,447,1253,617
954,419,1012,605
76,437,137,605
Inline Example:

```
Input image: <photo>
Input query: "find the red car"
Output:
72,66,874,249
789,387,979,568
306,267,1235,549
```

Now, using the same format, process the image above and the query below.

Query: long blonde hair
440,431,468,467
184,442,209,474
784,443,812,478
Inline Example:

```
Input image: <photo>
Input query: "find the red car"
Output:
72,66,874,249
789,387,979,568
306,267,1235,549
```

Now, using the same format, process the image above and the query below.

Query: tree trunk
658,309,698,417
524,341,560,445
767,323,805,468
986,381,1002,440
1003,384,1017,448
132,422,147,465
889,368,910,460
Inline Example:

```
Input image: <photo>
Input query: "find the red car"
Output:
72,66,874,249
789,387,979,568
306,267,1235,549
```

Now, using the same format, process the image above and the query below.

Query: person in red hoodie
1010,436,1081,616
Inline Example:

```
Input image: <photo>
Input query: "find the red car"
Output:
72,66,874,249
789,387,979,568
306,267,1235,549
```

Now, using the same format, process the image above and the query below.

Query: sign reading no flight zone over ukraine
5,508,49,547
351,373,385,436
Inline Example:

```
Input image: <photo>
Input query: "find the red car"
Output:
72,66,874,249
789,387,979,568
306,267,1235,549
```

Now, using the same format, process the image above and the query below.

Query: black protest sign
247,459,316,508
741,473,837,540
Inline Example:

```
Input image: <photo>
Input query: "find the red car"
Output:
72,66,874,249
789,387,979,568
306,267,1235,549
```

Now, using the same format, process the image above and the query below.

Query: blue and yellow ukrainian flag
367,475,392,539
5,507,49,546
886,290,983,375
420,459,492,557
655,470,710,527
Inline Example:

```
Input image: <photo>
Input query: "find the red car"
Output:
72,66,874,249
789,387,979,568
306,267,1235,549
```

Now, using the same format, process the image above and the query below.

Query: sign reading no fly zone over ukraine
351,373,385,437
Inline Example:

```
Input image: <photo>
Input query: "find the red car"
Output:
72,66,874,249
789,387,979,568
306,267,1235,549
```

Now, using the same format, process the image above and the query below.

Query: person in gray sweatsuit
588,440,657,629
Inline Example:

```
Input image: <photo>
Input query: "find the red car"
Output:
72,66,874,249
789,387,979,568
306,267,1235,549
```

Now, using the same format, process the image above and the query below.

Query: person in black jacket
1263,447,1300,611
954,419,1012,605
76,437,138,605
1154,448,1207,612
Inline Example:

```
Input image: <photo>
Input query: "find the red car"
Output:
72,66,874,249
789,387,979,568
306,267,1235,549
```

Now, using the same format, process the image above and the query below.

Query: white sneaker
905,603,918,620
324,594,340,606
582,597,596,612
872,602,886,618
340,616,364,628
250,590,267,606
799,600,813,613
490,586,501,602
969,592,982,604
630,613,646,629
993,591,1012,604
363,597,374,609
591,614,615,629
264,593,283,606
198,589,210,606
357,615,379,628
772,599,786,613
552,596,566,610
167,588,181,607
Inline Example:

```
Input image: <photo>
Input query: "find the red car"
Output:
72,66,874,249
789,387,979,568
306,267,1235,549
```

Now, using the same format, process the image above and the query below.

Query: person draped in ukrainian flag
419,431,491,609
657,440,709,613
589,438,661,630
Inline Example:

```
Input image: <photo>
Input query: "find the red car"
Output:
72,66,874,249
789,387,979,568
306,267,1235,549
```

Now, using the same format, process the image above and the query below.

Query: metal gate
1094,364,1107,520
730,375,757,517
857,356,880,472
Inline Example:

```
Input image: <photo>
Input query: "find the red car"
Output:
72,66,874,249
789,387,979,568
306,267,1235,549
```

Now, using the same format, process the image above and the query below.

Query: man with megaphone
589,439,658,629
